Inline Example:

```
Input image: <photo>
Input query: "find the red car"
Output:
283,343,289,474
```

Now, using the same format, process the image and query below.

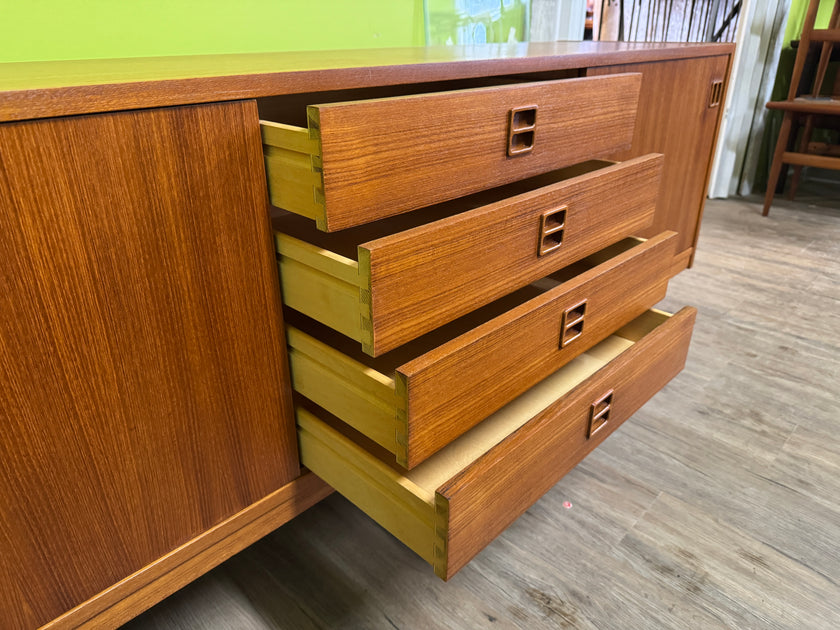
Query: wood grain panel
398,232,677,468
45,473,331,630
295,308,696,581
0,43,734,123
124,197,840,630
588,55,731,266
0,102,298,628
436,307,696,579
364,154,663,355
311,73,642,230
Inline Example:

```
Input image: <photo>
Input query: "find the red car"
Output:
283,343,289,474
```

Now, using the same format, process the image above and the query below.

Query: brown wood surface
588,55,731,265
123,197,840,630
766,98,840,115
271,161,612,260
0,42,734,123
811,26,840,42
436,307,696,580
364,154,663,355
45,473,332,630
762,0,839,215
311,73,642,230
398,232,677,468
781,150,840,168
0,101,298,629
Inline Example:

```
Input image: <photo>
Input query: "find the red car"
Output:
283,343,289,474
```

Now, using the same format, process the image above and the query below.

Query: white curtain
530,0,588,41
708,0,791,197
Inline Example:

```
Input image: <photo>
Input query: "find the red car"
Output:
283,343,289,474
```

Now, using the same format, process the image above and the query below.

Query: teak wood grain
44,473,332,630
437,307,696,579
0,43,736,627
0,43,734,123
285,232,677,468
274,73,642,230
0,102,298,629
398,231,678,468
588,55,731,266
296,308,696,581
362,154,662,354
274,155,663,356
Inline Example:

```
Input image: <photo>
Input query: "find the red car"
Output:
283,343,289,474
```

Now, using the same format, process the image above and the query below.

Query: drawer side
434,306,696,580
262,121,326,227
296,407,437,563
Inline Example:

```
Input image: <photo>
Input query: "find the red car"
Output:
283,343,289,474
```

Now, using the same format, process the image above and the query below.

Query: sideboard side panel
588,55,731,266
0,101,298,628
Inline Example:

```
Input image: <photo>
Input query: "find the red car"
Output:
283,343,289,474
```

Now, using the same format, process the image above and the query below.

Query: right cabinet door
588,54,731,270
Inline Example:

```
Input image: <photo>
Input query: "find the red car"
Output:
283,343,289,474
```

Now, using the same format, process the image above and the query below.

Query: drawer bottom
297,307,696,580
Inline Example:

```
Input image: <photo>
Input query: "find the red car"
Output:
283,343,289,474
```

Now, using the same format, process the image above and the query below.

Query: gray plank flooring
126,188,840,629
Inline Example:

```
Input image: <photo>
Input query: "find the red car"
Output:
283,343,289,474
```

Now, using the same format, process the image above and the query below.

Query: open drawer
298,307,696,580
261,73,642,231
274,154,663,356
287,232,677,469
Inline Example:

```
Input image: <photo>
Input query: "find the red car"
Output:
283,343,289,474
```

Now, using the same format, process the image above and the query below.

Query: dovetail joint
307,108,321,134
394,377,409,465
433,495,449,578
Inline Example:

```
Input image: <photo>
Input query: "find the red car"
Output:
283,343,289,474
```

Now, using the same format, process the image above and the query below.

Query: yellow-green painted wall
0,0,426,63
784,0,835,44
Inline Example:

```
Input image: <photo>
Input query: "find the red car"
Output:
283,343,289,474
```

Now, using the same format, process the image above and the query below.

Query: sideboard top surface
0,41,734,122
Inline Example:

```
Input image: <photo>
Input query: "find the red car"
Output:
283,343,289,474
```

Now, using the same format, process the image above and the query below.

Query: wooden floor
126,188,840,629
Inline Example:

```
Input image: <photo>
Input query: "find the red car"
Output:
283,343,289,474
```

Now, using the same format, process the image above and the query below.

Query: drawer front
297,307,696,580
286,233,677,468
398,231,677,468
363,154,663,355
263,73,642,231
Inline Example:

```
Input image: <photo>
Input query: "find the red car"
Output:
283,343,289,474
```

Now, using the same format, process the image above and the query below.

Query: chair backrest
787,0,840,101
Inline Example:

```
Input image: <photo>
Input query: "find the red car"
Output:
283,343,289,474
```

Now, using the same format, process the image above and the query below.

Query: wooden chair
763,0,840,216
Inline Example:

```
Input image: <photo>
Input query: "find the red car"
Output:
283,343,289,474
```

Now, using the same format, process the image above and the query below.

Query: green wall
0,0,425,63
784,0,835,44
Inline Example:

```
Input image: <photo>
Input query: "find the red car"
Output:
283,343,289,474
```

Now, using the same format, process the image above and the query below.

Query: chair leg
788,114,815,200
763,112,794,216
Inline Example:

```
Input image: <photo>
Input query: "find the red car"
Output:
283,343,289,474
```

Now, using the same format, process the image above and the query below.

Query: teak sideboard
0,42,733,629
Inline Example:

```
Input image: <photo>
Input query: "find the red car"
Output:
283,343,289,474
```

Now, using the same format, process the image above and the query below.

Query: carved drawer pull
588,389,613,438
560,299,587,348
507,105,537,156
709,79,724,108
538,205,567,256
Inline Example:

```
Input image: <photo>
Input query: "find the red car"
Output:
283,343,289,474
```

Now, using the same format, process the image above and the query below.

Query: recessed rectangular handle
507,105,537,156
538,205,566,256
587,390,613,438
709,79,724,108
560,299,586,348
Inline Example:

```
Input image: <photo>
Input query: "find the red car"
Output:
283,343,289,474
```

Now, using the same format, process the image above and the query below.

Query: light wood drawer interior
287,232,677,469
261,73,642,231
298,306,696,580
274,154,663,357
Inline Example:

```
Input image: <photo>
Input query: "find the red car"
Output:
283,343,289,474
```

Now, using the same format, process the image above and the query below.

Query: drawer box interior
297,306,696,580
287,231,677,469
260,73,642,231
274,154,663,356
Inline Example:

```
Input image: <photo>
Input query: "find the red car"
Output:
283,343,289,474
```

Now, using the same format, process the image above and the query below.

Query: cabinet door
588,55,731,268
0,101,298,628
